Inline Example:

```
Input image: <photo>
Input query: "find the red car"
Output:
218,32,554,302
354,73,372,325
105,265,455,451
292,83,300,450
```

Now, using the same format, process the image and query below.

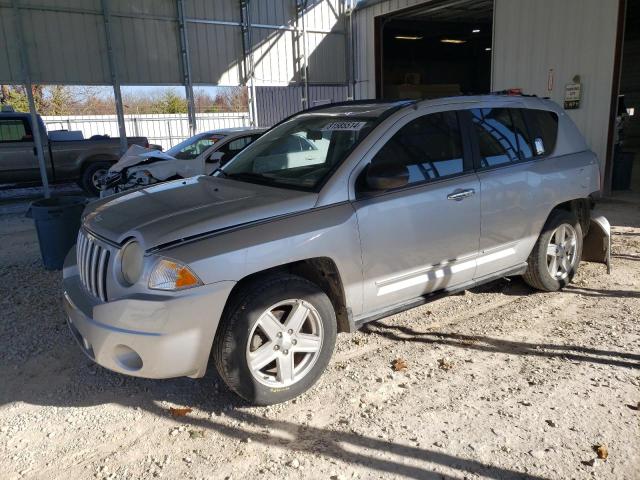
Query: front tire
523,209,583,291
213,274,337,405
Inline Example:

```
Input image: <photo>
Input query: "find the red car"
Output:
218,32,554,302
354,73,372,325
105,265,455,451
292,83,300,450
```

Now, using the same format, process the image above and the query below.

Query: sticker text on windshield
322,121,367,131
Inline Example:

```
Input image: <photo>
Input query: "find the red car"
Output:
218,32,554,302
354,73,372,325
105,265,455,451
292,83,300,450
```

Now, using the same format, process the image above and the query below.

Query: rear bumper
63,274,235,379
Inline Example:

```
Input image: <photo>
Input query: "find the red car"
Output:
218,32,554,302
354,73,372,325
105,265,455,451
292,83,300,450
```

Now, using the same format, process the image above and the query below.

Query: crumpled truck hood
82,175,319,248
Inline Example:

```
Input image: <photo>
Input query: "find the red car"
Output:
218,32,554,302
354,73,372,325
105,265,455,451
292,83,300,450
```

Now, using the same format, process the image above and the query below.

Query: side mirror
206,151,225,164
366,162,409,190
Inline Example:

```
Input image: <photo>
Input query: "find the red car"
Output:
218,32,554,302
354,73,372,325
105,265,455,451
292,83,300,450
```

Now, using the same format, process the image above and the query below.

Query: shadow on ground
360,322,640,370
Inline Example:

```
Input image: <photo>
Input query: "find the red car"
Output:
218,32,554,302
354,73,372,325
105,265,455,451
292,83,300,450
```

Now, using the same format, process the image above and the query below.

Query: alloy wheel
546,223,578,280
246,299,323,388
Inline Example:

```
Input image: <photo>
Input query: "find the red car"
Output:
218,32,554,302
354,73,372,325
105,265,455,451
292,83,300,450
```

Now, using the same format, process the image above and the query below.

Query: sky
122,85,224,98
66,85,228,100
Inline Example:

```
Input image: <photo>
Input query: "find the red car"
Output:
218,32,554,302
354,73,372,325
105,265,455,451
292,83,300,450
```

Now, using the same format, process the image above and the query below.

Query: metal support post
240,0,258,127
295,0,310,110
177,0,197,136
378,16,388,99
346,1,356,100
101,0,128,155
11,0,50,198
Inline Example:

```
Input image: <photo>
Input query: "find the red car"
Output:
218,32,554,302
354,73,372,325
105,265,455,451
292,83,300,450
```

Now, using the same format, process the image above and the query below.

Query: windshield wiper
226,171,275,184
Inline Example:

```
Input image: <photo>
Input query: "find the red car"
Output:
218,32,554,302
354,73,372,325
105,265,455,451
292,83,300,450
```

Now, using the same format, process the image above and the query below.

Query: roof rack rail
300,98,416,114
491,89,539,97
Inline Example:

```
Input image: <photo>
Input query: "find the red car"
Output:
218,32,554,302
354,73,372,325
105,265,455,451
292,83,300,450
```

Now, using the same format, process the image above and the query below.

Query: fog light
113,344,143,371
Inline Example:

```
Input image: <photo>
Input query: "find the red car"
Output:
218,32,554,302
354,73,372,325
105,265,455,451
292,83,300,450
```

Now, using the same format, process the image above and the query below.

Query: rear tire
523,209,583,291
80,161,111,196
213,274,337,405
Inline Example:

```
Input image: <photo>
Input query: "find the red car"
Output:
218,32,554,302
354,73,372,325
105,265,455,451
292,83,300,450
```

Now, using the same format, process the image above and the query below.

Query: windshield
220,115,375,190
166,133,224,160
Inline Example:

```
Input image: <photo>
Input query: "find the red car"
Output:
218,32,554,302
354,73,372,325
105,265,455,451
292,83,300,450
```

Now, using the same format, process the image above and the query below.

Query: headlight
120,240,144,286
148,259,202,291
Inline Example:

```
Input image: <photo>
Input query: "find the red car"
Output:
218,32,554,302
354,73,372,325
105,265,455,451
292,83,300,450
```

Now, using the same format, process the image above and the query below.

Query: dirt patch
0,194,638,480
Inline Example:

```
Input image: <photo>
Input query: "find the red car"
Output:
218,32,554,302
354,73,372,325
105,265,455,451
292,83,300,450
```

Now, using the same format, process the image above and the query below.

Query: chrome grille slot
76,230,110,301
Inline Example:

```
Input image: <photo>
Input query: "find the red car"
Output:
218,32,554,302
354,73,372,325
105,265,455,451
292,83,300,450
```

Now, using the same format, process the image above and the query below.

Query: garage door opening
375,0,494,100
616,0,640,192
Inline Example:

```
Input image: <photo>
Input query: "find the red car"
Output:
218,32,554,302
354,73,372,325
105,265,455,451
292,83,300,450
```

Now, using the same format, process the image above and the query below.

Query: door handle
447,188,475,201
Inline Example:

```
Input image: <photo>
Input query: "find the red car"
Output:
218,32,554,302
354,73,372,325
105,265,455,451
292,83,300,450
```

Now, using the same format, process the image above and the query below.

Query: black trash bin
27,196,87,270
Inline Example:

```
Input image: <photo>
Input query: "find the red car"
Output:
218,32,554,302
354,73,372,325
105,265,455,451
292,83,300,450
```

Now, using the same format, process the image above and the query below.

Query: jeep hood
83,176,318,247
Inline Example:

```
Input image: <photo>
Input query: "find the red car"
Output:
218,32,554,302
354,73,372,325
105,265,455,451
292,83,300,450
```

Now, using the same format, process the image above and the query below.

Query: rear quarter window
524,109,559,156
510,109,534,159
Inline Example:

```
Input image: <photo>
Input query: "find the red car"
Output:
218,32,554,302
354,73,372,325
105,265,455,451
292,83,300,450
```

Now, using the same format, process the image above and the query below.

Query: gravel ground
0,194,638,480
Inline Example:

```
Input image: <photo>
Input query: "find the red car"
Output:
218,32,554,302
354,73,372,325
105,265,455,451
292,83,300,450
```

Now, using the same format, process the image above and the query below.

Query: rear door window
371,111,467,186
0,118,32,143
510,109,535,159
471,108,520,167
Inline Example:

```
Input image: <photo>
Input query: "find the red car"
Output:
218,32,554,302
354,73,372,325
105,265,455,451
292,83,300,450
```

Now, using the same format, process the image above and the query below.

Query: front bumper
63,273,235,379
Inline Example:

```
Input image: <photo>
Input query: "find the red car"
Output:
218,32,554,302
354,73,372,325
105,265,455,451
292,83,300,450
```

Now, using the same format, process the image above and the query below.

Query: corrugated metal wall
248,0,347,86
110,1,183,85
184,1,244,86
0,0,348,86
255,84,349,125
492,0,620,169
0,0,111,85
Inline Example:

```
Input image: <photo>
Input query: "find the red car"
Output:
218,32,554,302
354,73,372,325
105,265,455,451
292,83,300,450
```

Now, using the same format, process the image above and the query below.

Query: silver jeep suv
63,96,610,405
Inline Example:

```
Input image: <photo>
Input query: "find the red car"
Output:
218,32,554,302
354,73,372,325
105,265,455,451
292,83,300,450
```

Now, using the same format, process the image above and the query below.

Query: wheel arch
79,154,118,173
222,257,353,334
546,197,591,236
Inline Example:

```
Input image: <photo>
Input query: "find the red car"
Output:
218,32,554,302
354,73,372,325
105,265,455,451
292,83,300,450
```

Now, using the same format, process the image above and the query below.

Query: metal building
351,0,625,185
0,0,635,194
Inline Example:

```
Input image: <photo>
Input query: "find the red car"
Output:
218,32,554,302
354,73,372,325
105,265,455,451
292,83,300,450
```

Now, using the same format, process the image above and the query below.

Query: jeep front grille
76,230,110,301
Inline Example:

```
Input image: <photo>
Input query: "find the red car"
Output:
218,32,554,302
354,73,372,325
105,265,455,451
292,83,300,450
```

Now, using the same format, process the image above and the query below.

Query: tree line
0,85,249,116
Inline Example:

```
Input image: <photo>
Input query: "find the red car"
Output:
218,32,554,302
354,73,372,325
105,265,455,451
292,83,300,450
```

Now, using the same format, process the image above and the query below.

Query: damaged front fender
582,216,611,274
